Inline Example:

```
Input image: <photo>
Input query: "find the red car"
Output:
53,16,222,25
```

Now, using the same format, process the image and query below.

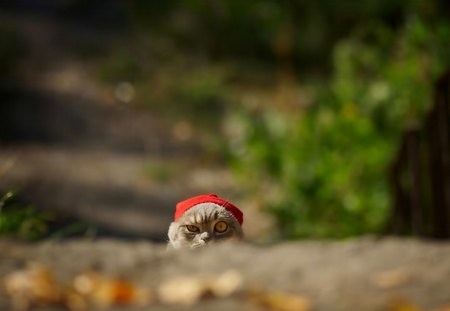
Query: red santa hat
174,193,243,225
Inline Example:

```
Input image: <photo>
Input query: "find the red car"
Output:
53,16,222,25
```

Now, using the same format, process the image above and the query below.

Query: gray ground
1,238,449,311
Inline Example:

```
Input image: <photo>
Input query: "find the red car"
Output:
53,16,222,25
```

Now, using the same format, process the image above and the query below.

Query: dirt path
1,238,449,311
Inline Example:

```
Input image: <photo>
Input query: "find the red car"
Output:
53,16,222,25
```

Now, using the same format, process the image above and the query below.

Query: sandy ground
0,237,449,311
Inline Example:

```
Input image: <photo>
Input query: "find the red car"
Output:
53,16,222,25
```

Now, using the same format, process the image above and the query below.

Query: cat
167,194,244,249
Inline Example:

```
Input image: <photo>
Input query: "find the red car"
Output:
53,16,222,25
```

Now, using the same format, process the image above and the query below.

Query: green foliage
0,191,52,240
229,9,450,239
0,190,95,240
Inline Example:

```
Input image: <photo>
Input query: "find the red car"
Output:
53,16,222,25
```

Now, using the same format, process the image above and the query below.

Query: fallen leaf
210,270,243,298
248,289,311,311
72,272,152,307
372,268,413,289
3,262,63,310
64,288,88,311
3,264,154,311
157,269,243,306
158,275,207,306
387,297,423,311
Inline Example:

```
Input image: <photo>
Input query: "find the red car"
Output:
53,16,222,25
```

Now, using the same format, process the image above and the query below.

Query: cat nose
201,232,211,242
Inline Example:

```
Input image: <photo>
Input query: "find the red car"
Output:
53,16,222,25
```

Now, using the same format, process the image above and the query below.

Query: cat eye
214,221,228,233
186,225,199,232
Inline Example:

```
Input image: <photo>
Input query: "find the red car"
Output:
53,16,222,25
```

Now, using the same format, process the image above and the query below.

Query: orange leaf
248,289,311,311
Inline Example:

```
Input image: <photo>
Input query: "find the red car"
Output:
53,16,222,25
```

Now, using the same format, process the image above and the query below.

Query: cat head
167,194,244,249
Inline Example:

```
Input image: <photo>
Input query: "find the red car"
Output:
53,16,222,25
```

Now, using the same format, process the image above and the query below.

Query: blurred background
0,0,449,242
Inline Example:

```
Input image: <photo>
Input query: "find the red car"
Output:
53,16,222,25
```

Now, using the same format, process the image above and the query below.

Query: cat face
167,203,243,249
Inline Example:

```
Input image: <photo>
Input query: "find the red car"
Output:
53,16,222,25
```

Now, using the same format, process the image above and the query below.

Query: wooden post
428,71,450,239
389,135,410,235
405,129,424,236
